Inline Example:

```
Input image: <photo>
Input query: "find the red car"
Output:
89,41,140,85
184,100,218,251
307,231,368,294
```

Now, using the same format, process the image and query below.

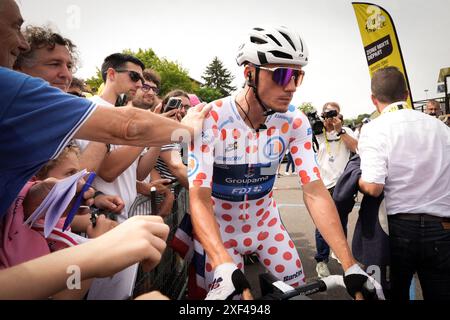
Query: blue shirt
0,67,97,217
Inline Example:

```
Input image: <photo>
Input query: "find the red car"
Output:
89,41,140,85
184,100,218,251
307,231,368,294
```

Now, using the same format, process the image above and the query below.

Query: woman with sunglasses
186,26,384,300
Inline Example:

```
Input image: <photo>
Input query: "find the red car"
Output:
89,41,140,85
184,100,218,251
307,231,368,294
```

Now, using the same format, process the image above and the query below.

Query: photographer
310,102,358,278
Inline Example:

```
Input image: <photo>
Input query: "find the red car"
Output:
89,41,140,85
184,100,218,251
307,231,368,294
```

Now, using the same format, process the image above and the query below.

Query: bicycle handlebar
258,273,346,300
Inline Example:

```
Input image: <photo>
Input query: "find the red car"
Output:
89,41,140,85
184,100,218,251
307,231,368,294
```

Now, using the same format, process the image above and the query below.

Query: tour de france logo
365,5,386,32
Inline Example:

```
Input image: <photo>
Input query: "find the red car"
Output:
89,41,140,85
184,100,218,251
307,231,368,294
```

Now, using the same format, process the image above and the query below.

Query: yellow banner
352,2,413,108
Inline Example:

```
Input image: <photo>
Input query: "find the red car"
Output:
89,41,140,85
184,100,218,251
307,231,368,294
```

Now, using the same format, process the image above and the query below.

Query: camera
322,109,338,119
306,111,325,135
164,97,182,112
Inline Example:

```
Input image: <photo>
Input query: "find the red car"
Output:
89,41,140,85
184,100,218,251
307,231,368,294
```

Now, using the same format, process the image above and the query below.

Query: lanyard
323,127,342,158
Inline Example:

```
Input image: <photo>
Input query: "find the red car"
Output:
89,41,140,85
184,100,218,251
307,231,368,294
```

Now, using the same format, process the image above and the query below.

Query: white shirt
316,127,357,189
77,96,140,223
358,102,450,216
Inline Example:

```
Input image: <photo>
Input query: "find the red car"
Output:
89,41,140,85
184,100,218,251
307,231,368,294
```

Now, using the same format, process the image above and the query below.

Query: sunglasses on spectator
141,84,160,94
68,91,86,98
256,65,305,87
114,69,144,84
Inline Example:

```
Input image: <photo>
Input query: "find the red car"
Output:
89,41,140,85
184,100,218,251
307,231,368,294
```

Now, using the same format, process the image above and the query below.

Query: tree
194,87,223,103
85,48,195,96
298,102,317,115
201,57,236,96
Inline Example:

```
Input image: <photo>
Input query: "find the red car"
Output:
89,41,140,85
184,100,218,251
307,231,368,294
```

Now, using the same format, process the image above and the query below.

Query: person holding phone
151,90,192,190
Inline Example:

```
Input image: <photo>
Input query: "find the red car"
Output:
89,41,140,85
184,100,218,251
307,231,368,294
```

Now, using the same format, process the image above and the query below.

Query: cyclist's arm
302,180,356,271
189,187,234,268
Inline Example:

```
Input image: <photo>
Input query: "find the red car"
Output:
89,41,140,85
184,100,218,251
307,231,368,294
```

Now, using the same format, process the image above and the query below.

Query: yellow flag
352,2,413,108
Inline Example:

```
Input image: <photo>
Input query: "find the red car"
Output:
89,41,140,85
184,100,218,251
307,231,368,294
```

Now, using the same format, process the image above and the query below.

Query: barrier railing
129,183,189,300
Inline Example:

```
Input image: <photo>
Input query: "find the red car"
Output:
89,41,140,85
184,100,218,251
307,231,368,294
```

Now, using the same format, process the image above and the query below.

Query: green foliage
194,86,223,103
85,48,195,96
201,57,236,96
298,102,317,115
85,68,103,94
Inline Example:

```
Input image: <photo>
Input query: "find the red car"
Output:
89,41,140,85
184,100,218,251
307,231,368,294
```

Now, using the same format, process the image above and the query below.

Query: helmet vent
279,31,296,51
266,34,282,47
269,50,293,60
253,27,265,31
250,36,268,45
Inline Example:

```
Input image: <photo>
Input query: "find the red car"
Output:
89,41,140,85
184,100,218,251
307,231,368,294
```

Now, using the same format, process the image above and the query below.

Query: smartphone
164,97,182,112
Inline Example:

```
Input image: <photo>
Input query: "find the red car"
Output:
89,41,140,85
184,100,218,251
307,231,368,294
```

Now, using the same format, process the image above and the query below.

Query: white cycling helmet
236,26,309,67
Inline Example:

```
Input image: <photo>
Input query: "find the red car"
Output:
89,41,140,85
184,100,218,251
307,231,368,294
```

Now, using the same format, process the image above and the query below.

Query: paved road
245,164,356,300
245,163,423,300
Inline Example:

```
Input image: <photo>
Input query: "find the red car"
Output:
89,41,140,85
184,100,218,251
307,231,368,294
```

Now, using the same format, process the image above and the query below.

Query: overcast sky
18,0,450,118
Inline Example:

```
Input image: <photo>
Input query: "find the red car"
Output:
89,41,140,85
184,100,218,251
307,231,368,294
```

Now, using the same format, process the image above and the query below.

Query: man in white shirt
78,53,163,222
358,66,450,300
314,102,358,277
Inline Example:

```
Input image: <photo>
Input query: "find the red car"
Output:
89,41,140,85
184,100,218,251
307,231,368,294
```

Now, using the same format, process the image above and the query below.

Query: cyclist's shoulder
203,96,234,124
270,105,310,130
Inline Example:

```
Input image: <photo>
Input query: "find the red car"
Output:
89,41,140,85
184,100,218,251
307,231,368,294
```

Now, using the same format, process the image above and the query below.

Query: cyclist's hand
205,263,252,300
344,264,385,300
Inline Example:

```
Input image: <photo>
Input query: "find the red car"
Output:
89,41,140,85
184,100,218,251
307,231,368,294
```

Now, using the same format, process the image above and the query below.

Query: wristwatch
337,129,346,136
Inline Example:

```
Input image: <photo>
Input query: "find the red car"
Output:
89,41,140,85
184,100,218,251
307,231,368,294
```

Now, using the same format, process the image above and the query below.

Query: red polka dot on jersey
280,224,286,231
224,241,233,249
264,259,271,266
229,239,238,248
269,191,274,198
275,233,284,241
301,175,311,184
291,282,300,288
201,145,210,153
239,214,250,221
212,125,219,138
210,110,219,122
289,137,296,143
275,265,285,273
268,218,278,227
220,129,227,140
262,211,270,221
225,225,235,234
281,122,290,134
313,167,321,178
273,200,277,208
256,199,264,206
258,232,269,241
237,262,243,269
193,180,203,187
295,158,303,166
239,203,250,210
222,203,232,210
205,263,213,272
289,240,295,249
293,118,303,129
242,225,251,233
268,247,278,255
304,142,312,150
243,238,252,247
267,126,276,136
283,252,293,261
291,146,299,155
296,259,302,268
215,100,223,107
221,214,232,222
257,244,264,251
232,129,241,139
196,173,207,180
257,220,264,227
256,208,264,216
189,142,194,151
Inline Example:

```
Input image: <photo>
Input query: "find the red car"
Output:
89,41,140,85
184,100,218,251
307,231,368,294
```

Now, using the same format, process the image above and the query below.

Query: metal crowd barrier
129,183,189,300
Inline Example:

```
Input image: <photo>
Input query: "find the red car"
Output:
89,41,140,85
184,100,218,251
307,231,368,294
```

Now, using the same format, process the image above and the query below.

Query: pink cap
188,94,201,106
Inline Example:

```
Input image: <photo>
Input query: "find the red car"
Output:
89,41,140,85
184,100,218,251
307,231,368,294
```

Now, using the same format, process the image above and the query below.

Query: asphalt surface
244,163,423,300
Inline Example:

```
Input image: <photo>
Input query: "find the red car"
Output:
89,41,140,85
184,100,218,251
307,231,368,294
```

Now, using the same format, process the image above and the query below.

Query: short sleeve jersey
0,68,97,216
188,96,320,202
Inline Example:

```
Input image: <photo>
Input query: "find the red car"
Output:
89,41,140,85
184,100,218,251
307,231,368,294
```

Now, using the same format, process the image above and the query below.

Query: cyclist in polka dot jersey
188,26,381,300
